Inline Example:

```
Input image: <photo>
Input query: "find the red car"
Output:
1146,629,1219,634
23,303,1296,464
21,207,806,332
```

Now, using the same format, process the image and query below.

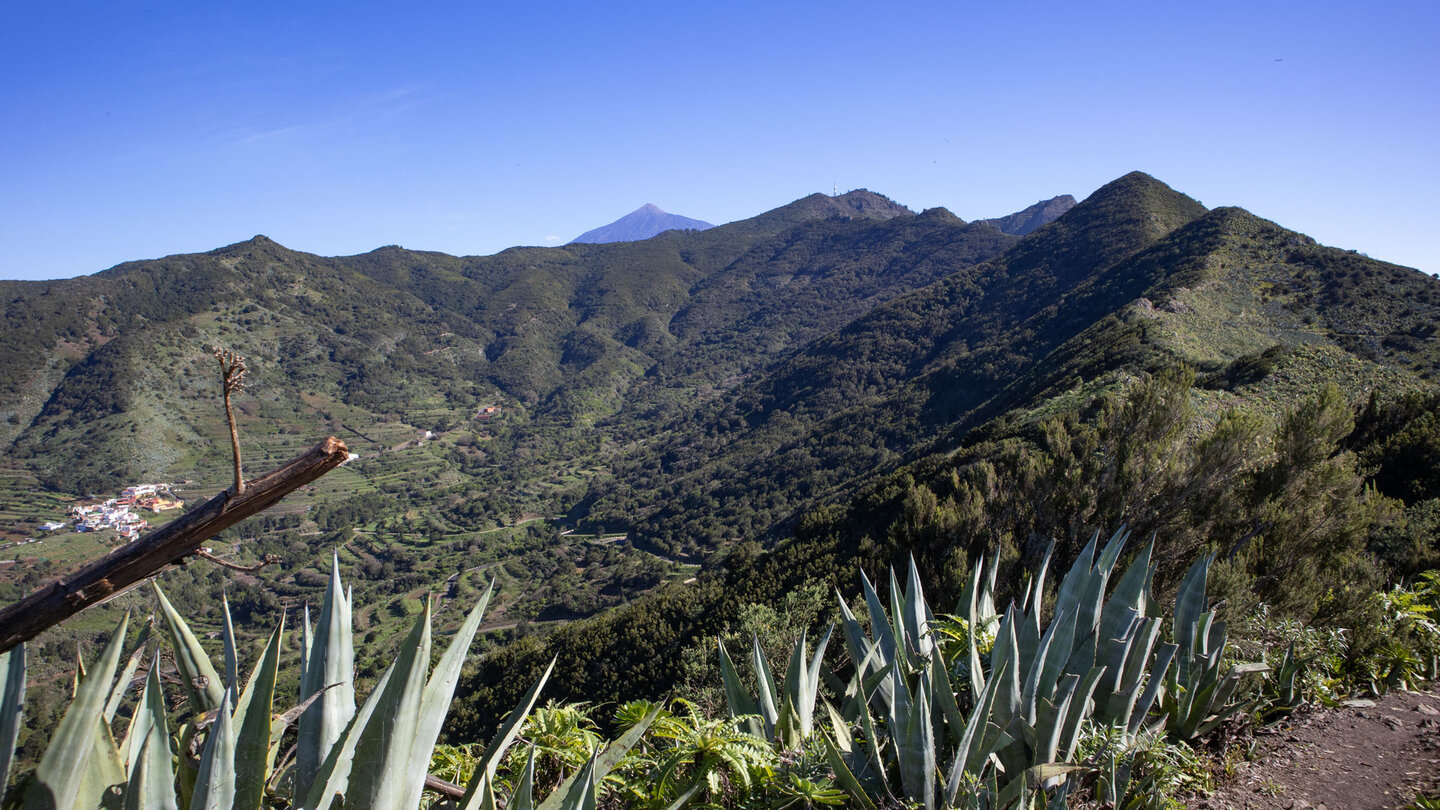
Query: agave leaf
344,600,432,810
1119,619,1163,694
860,569,898,665
190,688,237,810
221,593,240,691
1057,667,1105,762
775,630,808,748
119,652,168,775
271,682,336,746
299,604,312,689
1038,601,1080,701
295,555,356,802
469,773,498,810
1053,532,1100,631
1035,674,1078,763
750,635,780,733
821,735,878,810
945,653,1011,804
105,620,152,724
895,670,935,810
399,581,495,810
990,608,1022,721
232,619,285,810
824,700,853,752
508,745,537,810
848,670,890,787
802,623,834,734
927,655,966,748
961,557,989,697
1095,527,1129,580
154,584,224,714
717,639,763,737
902,556,934,660
0,644,26,790
455,658,556,808
24,614,129,810
537,751,597,810
887,569,908,665
297,664,394,810
1020,608,1062,724
1027,542,1056,617
1131,642,1177,736
126,725,178,810
1102,541,1154,628
1173,556,1212,674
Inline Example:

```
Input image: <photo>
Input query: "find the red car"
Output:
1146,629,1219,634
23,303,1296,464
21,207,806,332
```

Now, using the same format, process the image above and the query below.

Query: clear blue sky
3,1,1436,280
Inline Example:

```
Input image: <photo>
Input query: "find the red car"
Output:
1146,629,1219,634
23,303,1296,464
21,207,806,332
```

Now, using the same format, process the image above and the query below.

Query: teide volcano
569,203,714,244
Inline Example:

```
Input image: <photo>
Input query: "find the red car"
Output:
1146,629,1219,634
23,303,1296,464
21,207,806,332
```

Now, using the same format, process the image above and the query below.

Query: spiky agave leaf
295,554,355,801
508,745,537,810
191,688,237,810
232,618,285,810
397,581,495,810
105,619,153,725
0,644,24,791
342,601,432,810
122,712,178,810
457,658,556,808
221,593,240,691
154,583,224,714
23,614,129,810
296,666,394,810
717,638,764,738
118,652,169,777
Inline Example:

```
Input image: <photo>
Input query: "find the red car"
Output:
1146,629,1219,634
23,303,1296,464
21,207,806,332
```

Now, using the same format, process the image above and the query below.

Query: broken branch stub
0,436,350,655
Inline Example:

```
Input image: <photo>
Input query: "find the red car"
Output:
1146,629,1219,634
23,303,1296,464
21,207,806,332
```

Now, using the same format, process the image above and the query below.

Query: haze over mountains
2,172,1437,725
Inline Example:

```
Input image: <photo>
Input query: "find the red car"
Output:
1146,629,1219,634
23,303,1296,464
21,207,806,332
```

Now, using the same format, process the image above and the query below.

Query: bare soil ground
1203,688,1440,809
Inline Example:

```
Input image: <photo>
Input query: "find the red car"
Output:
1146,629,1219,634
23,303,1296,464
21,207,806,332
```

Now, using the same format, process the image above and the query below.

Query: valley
2,173,1438,807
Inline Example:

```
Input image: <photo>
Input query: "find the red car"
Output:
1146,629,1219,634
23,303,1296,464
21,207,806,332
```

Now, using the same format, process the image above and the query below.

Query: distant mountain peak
570,204,714,245
980,195,1077,236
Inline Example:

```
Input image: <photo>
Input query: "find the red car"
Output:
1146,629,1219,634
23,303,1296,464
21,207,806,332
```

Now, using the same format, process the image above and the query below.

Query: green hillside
0,187,1018,687
2,173,1437,768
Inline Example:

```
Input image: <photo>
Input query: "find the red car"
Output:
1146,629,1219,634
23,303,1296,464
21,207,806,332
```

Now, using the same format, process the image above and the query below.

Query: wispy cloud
225,84,437,148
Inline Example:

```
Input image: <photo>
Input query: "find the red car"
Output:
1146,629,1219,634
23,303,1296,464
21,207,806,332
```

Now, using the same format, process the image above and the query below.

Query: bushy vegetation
4,531,1434,808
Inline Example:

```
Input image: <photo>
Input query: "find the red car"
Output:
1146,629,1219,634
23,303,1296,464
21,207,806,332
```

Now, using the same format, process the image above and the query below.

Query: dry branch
0,436,351,655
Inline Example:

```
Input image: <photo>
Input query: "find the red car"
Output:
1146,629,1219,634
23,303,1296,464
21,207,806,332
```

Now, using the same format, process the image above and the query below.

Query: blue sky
2,1,1436,280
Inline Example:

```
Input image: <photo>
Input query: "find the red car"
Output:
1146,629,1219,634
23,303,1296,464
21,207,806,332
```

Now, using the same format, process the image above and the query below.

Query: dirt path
1204,688,1440,809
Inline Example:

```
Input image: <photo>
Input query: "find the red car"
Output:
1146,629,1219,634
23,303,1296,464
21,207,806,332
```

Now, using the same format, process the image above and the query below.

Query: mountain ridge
4,172,1438,733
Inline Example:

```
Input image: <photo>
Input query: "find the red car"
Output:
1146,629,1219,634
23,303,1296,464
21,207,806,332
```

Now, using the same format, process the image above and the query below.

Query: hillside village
53,483,183,540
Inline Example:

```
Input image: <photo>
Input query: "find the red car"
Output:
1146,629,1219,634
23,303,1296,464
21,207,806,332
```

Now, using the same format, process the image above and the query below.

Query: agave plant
1160,554,1268,741
821,530,1213,809
2,557,660,810
716,624,833,750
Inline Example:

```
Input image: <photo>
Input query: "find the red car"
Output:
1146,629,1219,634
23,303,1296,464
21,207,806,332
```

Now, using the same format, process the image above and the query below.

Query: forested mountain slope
584,173,1215,556
5,171,1438,753
451,177,1440,734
